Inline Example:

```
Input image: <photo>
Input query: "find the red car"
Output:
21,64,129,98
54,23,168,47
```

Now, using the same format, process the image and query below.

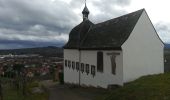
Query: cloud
155,22,170,43
69,0,130,23
0,0,132,49
0,0,79,49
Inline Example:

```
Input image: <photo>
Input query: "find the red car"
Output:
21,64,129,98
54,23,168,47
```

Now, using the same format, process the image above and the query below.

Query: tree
12,64,25,90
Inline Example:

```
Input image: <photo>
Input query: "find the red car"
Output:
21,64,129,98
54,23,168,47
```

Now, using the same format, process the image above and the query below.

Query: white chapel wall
122,10,164,82
64,49,80,84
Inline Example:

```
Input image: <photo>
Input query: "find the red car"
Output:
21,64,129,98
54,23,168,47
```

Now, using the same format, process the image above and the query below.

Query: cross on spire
85,0,86,6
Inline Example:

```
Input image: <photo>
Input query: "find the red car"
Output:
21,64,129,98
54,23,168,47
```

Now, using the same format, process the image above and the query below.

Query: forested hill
0,46,63,57
165,44,170,49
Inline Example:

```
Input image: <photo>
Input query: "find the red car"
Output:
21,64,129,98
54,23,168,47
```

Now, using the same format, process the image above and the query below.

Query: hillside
165,44,170,49
165,48,170,72
0,46,63,57
96,72,170,100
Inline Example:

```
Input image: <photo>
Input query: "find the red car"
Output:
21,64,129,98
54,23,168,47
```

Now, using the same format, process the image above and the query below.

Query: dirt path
41,80,107,100
48,85,87,100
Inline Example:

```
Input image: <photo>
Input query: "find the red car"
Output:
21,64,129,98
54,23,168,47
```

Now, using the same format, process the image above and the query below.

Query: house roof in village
64,9,145,50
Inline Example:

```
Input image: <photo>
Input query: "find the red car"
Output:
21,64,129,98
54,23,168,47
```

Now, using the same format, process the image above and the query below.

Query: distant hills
1,44,169,58
165,44,170,49
0,46,63,57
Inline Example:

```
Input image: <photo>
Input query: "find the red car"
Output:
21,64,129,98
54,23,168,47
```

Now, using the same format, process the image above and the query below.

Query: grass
96,72,170,100
3,87,48,100
3,81,49,100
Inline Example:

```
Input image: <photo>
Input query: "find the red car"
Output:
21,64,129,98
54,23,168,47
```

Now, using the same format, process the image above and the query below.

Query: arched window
68,60,71,68
81,63,84,73
72,61,75,70
65,60,67,67
91,65,96,77
97,51,103,72
76,62,79,71
85,64,90,74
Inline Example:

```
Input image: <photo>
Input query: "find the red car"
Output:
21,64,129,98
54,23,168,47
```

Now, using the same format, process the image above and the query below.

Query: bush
26,81,39,94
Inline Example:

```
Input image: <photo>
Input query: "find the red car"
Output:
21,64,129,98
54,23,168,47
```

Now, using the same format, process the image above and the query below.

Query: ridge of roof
95,9,145,26
79,9,144,49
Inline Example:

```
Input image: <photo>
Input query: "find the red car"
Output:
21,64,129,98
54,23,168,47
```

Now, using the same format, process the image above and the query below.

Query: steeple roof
82,0,89,21
82,4,89,14
64,19,94,49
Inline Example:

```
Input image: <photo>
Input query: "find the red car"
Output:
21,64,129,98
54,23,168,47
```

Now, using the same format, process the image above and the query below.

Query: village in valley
0,54,63,79
0,47,64,100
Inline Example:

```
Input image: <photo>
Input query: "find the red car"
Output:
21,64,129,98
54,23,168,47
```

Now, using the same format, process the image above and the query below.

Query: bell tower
82,0,89,21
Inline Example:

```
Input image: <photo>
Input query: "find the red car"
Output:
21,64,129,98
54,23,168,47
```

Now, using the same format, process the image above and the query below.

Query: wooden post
0,80,3,100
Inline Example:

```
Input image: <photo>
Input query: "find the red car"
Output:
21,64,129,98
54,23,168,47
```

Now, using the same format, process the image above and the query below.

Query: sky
0,0,169,49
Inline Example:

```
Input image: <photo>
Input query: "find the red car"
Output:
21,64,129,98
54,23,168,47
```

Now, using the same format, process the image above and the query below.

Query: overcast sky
0,0,169,49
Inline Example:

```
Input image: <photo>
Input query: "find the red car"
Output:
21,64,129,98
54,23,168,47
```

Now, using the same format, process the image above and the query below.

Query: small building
63,4,164,88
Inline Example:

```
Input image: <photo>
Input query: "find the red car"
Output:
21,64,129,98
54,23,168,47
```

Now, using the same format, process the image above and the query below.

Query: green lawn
97,72,170,100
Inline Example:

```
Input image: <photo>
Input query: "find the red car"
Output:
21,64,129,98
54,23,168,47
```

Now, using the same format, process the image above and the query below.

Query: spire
82,0,89,21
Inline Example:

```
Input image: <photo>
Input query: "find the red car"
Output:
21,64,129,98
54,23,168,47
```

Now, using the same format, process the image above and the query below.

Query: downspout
78,49,81,86
78,25,92,86
78,26,81,86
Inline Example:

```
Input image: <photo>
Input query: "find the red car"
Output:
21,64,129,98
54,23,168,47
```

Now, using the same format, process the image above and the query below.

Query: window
85,64,90,74
68,60,71,68
91,65,96,77
81,63,84,73
76,62,79,71
110,56,116,74
65,60,67,67
97,52,103,72
72,61,75,70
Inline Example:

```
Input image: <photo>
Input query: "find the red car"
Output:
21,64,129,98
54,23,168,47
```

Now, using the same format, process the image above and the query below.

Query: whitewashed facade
122,10,164,82
64,49,123,88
